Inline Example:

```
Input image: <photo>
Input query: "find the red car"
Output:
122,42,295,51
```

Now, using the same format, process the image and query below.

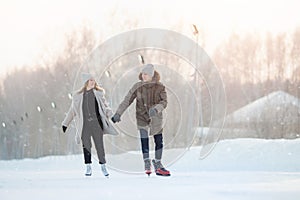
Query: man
112,64,170,176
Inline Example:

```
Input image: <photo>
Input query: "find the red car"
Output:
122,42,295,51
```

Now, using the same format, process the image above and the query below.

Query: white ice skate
85,164,92,176
101,164,109,177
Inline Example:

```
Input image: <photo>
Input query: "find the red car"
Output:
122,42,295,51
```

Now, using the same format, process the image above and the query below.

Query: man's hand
111,113,121,123
149,108,157,117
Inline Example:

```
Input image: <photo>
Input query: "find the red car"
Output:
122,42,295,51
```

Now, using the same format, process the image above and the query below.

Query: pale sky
1,0,300,78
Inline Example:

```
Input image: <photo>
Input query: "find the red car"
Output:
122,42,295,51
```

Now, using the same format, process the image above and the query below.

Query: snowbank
174,138,300,172
1,138,299,172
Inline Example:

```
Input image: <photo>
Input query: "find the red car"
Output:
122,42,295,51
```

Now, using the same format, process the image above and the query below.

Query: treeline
212,29,300,113
206,29,300,140
0,27,96,159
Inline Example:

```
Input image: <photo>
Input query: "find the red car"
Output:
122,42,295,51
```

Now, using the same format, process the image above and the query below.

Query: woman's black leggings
82,119,105,164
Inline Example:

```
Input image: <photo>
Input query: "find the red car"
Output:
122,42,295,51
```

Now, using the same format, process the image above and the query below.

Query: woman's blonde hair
77,80,104,94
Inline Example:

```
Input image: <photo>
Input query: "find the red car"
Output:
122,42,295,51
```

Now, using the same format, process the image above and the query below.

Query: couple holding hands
62,64,170,177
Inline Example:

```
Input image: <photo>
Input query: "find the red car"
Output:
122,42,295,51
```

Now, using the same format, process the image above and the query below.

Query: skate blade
145,171,152,176
155,173,171,177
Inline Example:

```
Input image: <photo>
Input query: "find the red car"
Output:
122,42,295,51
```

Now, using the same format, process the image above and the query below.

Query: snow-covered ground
1,138,300,200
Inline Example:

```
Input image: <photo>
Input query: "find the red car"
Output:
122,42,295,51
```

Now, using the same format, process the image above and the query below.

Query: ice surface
1,138,300,200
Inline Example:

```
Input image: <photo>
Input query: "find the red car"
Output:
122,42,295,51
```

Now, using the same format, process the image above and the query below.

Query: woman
111,64,170,176
62,73,117,177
